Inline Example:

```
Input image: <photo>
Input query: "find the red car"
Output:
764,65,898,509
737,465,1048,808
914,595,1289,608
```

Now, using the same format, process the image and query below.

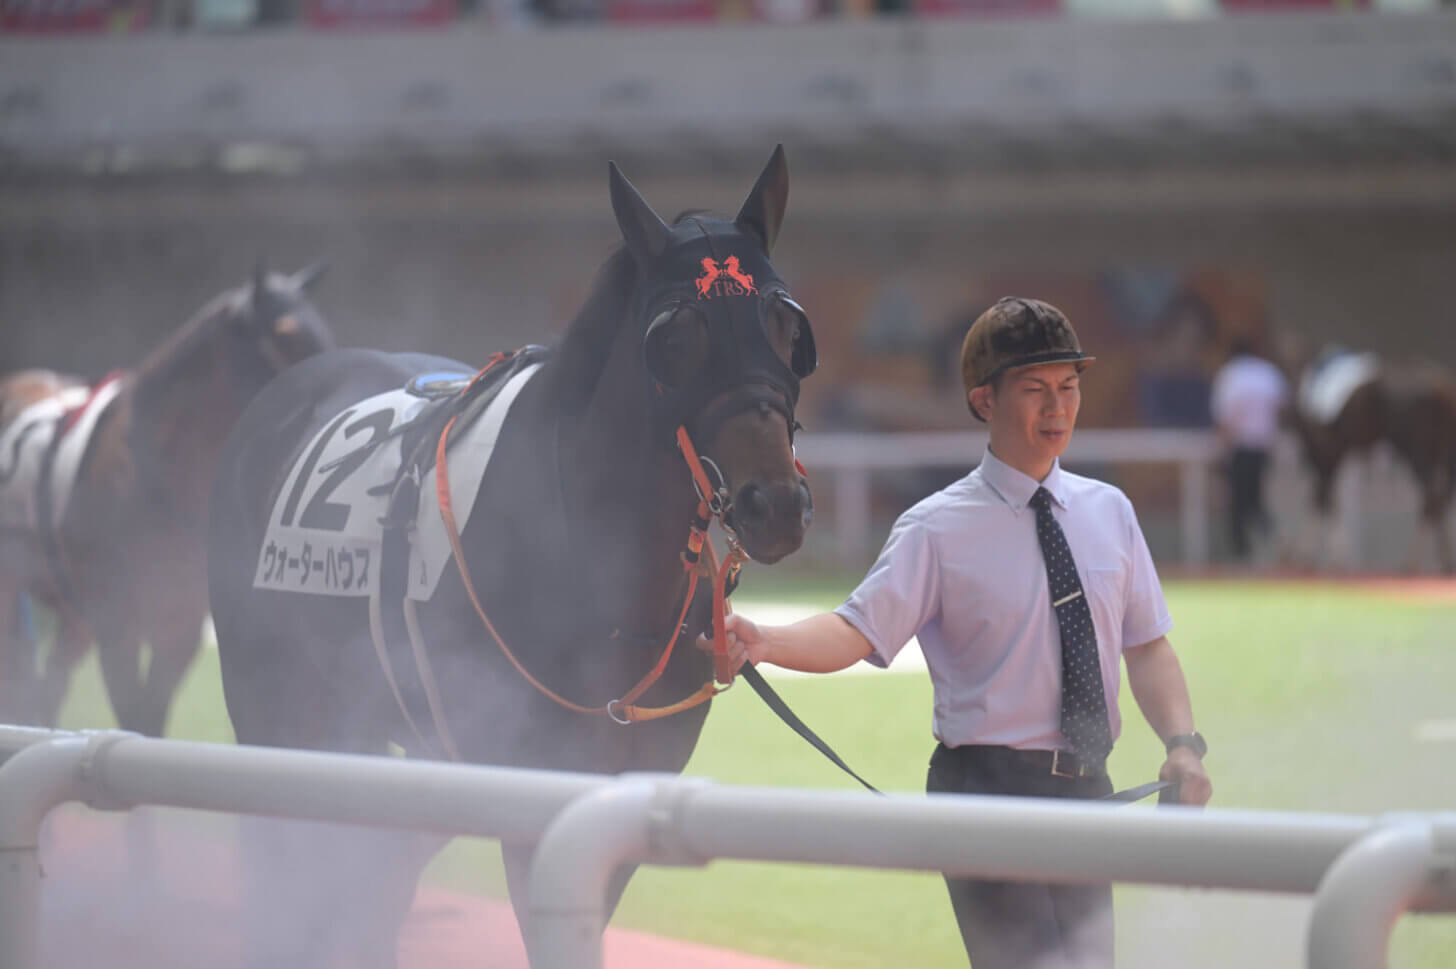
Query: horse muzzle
728,476,812,564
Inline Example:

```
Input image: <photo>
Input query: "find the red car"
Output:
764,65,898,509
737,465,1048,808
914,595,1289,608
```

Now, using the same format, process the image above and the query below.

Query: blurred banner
1219,0,1370,9
0,0,150,32
303,0,457,28
912,0,1062,16
604,0,830,21
605,0,718,20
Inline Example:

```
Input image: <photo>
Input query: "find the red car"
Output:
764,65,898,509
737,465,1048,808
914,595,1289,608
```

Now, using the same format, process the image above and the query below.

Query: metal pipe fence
2,727,1452,969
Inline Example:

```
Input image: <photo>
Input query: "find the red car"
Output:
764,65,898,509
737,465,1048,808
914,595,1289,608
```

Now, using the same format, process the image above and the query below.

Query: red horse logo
695,256,758,299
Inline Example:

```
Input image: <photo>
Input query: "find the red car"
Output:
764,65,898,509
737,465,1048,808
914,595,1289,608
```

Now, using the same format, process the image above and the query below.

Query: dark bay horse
0,264,335,734
1287,346,1456,573
206,148,816,968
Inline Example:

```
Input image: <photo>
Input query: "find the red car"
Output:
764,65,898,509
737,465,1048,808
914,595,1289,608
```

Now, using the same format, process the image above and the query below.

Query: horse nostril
739,484,771,522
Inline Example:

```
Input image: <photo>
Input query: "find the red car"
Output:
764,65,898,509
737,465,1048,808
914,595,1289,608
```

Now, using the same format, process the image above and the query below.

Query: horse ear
609,161,671,265
735,144,789,256
293,262,329,292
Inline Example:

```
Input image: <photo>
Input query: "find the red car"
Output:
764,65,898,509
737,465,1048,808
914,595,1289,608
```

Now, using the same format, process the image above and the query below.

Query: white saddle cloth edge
1297,352,1379,426
409,362,540,601
51,378,125,528
0,379,122,534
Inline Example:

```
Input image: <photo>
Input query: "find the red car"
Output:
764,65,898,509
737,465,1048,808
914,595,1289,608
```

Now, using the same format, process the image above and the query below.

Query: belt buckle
1050,749,1077,778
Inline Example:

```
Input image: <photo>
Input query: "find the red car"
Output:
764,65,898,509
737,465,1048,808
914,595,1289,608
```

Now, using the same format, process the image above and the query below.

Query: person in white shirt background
1210,339,1290,563
708,296,1212,969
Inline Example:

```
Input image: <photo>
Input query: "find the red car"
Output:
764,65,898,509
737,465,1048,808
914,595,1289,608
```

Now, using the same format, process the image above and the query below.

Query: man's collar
979,447,1069,513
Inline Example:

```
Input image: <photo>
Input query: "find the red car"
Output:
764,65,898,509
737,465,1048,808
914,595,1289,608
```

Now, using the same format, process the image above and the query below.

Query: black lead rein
743,661,1177,805
738,662,881,793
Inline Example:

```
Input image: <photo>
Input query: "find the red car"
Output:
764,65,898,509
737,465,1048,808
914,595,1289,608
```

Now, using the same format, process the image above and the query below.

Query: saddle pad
253,362,542,601
1298,351,1379,425
0,380,121,535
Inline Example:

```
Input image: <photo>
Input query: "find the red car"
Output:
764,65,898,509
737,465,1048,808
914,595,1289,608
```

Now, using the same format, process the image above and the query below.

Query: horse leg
87,614,168,894
1419,488,1455,576
1405,523,1428,576
232,711,367,969
334,827,449,969
1429,464,1455,575
230,681,427,969
0,577,32,722
93,623,147,734
33,609,92,727
1438,517,1456,576
504,840,639,968
134,608,205,738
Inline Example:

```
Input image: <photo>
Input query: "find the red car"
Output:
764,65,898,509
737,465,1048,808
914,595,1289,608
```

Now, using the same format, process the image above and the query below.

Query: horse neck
535,248,705,637
127,335,253,517
547,374,701,641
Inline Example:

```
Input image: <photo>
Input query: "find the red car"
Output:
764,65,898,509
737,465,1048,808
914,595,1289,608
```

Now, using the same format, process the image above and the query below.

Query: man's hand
697,612,874,676
699,613,765,673
1160,747,1212,806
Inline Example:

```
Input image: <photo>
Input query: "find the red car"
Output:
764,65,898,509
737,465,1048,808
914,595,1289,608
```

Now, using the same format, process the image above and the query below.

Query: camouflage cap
960,297,1095,405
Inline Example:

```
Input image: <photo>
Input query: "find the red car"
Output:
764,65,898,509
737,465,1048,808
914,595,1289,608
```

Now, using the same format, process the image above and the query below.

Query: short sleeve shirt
834,448,1173,751
1210,355,1289,448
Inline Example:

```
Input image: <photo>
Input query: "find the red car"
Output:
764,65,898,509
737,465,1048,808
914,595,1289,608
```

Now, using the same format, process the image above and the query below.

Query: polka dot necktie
1029,486,1113,766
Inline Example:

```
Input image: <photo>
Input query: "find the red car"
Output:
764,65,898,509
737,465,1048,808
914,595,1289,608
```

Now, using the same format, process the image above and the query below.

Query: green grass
50,577,1456,968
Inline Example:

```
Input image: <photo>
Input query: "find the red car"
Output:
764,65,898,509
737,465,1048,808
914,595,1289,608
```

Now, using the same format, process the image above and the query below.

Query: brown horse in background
0,264,336,734
1286,346,1456,574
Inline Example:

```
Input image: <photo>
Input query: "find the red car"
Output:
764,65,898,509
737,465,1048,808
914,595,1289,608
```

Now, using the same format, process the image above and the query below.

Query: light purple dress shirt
834,447,1173,751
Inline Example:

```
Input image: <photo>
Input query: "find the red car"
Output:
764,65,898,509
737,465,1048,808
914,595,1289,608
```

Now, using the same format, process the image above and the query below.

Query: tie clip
1052,590,1083,607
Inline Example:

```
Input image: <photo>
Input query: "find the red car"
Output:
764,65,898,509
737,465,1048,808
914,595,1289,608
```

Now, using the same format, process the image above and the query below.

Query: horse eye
763,294,809,359
644,305,709,387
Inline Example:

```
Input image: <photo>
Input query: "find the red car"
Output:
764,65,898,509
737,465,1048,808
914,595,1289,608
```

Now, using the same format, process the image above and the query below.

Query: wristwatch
1165,731,1207,758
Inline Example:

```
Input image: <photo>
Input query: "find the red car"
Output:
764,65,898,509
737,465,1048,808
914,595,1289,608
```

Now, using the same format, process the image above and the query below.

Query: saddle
372,346,551,603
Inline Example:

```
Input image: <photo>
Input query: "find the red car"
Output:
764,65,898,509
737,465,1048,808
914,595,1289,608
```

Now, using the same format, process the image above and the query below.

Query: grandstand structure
2,3,1454,565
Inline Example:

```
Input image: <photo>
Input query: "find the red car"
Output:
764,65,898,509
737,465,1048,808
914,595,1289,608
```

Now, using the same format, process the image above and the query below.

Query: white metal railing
0,727,608,969
526,776,1456,969
795,429,1219,566
2,727,1453,969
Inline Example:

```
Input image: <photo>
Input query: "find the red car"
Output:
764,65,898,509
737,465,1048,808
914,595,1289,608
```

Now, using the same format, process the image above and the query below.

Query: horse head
231,261,337,380
608,146,815,564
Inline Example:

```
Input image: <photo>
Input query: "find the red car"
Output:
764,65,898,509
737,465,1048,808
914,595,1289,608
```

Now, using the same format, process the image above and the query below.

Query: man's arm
1124,636,1213,806
711,612,874,675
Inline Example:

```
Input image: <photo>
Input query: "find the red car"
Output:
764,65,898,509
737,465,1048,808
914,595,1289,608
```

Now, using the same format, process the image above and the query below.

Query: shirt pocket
1081,567,1127,648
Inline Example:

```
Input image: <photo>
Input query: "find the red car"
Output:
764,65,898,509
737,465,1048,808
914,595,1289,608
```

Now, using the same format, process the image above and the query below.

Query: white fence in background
796,429,1222,566
795,428,1429,570
2,725,1453,969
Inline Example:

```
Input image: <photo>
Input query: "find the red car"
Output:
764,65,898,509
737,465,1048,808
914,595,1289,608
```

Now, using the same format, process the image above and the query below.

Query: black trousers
927,743,1115,969
1227,446,1272,560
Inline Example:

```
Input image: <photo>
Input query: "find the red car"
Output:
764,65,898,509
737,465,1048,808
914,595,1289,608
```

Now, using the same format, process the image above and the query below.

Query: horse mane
547,212,713,414
546,244,637,415
130,287,244,391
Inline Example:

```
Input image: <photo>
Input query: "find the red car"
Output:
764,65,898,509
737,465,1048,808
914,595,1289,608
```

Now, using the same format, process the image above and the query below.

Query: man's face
972,362,1082,476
